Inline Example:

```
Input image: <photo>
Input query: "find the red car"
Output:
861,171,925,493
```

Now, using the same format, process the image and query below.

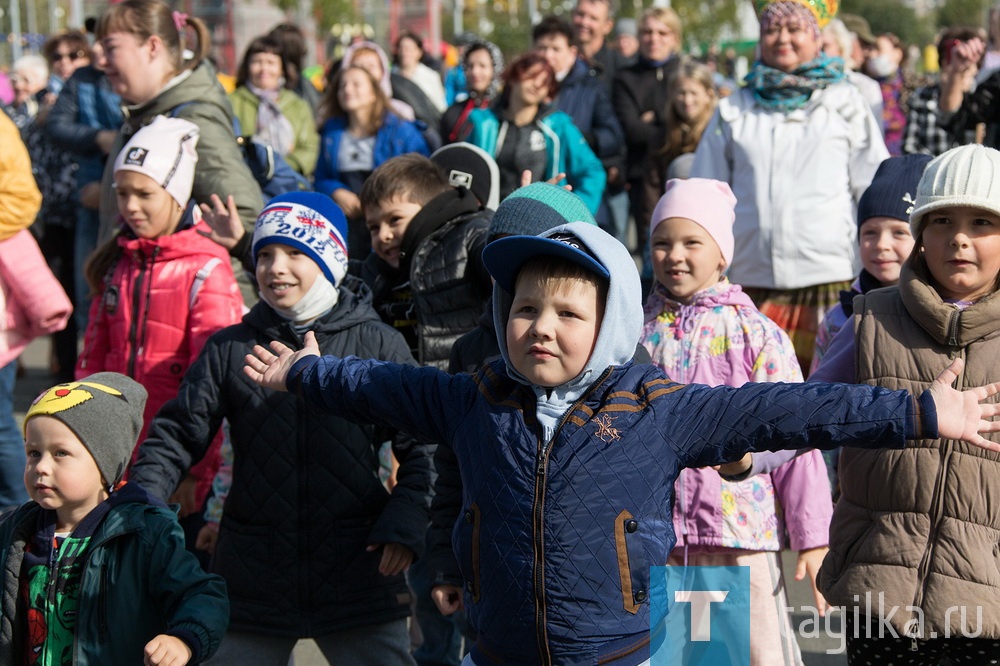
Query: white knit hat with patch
113,115,200,208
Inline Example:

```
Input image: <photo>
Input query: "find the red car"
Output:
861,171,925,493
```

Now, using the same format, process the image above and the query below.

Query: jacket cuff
910,391,938,440
788,526,831,552
287,355,320,393
167,628,202,664
230,230,252,263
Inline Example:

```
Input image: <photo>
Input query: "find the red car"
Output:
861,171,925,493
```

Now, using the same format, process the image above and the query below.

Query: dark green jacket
228,85,319,176
0,484,229,664
98,61,263,243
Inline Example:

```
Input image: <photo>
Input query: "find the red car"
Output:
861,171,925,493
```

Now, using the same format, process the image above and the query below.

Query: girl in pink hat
640,177,830,666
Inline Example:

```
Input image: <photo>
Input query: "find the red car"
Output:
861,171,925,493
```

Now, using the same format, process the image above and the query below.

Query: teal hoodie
466,107,607,215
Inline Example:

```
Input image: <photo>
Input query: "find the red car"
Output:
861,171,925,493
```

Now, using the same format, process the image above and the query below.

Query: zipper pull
536,455,547,477
910,636,918,652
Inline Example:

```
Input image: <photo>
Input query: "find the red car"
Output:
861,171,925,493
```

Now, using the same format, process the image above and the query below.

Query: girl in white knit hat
76,115,244,534
752,143,1000,662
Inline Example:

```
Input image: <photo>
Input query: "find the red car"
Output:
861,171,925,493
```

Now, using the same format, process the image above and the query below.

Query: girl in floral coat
641,178,833,666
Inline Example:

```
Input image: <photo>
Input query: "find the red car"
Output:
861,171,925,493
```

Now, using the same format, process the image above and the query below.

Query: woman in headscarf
691,0,888,374
440,39,504,144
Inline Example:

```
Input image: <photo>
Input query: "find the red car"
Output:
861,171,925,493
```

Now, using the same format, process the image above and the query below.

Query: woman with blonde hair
642,58,717,216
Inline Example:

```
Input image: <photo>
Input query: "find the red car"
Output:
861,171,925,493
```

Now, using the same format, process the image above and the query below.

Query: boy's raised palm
244,330,321,392
930,358,1000,450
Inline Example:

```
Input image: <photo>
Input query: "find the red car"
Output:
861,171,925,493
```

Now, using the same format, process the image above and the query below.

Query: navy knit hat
252,192,350,286
857,154,932,231
488,182,595,239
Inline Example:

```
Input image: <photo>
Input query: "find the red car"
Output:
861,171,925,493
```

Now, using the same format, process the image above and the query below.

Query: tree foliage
936,0,988,32
840,0,936,46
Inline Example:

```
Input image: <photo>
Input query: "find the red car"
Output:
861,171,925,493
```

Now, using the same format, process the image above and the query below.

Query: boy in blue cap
244,189,1000,665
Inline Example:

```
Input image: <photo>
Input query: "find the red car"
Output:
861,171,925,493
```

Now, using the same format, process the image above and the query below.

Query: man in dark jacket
571,0,618,89
613,7,682,251
534,15,628,243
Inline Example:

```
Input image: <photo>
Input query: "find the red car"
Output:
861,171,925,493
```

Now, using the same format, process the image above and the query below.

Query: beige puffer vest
818,266,1000,640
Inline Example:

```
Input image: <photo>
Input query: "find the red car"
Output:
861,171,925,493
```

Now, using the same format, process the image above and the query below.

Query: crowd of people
2,0,1000,664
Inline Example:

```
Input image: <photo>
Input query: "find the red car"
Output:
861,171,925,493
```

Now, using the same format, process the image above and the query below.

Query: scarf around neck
246,82,295,157
745,53,846,112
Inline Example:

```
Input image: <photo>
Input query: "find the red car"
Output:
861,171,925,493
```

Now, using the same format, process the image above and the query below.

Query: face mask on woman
866,54,898,79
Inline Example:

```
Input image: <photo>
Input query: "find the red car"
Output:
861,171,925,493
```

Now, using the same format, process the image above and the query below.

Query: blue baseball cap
482,230,610,293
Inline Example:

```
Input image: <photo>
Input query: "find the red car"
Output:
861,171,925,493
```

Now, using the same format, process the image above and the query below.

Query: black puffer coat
130,277,432,636
398,187,493,369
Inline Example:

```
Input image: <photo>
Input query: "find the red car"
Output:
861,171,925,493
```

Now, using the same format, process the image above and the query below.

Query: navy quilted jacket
289,353,916,665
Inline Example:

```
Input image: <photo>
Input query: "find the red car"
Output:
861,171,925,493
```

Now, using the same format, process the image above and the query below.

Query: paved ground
13,337,847,665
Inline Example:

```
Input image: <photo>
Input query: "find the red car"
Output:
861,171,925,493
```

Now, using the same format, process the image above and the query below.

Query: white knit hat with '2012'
909,144,1000,236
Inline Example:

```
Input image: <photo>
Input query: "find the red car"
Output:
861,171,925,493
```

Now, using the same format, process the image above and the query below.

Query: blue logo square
650,565,750,666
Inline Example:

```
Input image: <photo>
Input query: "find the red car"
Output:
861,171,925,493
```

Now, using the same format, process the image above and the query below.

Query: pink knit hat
650,178,737,268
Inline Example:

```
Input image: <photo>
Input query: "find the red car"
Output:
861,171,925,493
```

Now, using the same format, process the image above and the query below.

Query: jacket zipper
906,341,963,649
531,367,613,665
946,309,961,353
126,252,147,377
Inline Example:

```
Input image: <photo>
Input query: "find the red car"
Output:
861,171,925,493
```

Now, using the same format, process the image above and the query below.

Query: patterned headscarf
462,39,504,103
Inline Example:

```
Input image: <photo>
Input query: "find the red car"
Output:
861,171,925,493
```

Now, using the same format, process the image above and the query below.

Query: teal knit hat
488,183,596,239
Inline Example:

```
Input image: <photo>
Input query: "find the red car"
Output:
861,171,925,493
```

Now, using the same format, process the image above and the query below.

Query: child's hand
195,522,219,555
519,170,572,191
144,634,192,665
198,194,245,251
332,189,362,219
929,358,1000,450
794,547,829,617
243,330,321,392
169,476,198,518
431,584,464,616
367,542,414,576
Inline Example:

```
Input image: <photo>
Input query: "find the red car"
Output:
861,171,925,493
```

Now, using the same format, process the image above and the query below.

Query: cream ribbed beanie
909,144,1000,236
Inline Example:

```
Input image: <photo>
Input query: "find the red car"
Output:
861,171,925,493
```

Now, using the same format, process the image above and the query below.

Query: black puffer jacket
130,277,432,637
399,187,493,369
612,56,681,182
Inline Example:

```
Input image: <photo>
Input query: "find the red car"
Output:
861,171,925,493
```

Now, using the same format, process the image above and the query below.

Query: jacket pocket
614,509,649,615
458,503,482,603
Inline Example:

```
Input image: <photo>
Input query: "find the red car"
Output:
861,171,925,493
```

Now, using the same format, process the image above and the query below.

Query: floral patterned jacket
641,279,832,551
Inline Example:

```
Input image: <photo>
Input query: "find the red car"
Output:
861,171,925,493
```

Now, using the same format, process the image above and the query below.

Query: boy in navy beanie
812,153,933,375
128,192,432,664
810,153,932,497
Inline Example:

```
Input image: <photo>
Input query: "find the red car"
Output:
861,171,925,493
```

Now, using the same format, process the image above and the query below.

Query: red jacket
78,208,244,505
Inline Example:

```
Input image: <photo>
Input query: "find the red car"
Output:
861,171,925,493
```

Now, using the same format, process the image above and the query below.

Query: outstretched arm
712,357,1000,477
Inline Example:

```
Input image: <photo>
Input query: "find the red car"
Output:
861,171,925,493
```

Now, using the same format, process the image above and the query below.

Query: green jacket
0,484,229,664
228,85,319,177
98,61,263,243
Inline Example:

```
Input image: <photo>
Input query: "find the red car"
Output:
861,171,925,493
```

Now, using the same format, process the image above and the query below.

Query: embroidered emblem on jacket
594,413,621,443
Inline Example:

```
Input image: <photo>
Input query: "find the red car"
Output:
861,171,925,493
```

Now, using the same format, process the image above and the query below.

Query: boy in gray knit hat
0,372,228,665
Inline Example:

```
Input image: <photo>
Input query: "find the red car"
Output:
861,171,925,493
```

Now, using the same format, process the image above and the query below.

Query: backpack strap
189,257,224,309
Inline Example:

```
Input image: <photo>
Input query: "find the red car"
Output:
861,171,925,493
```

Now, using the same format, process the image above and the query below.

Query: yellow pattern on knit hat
752,0,838,28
